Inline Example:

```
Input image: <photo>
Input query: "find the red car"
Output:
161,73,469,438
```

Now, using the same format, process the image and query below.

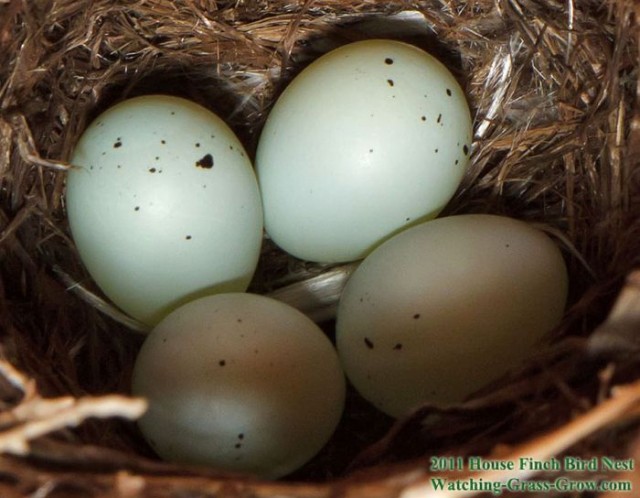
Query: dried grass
0,0,639,496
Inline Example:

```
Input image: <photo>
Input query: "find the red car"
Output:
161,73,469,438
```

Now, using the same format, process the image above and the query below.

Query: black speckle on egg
185,235,192,240
387,79,394,87
455,159,459,165
149,167,157,173
229,145,234,150
435,149,439,153
393,343,403,351
413,313,421,319
161,139,166,145
421,116,426,121
155,156,160,160
446,88,452,96
384,57,393,65
101,151,106,156
369,148,374,153
406,217,411,222
238,433,244,439
505,243,511,248
437,114,442,124
463,144,469,155
219,360,226,367
162,338,167,343
170,111,176,115
235,443,242,449
117,164,122,169
196,153,214,169
195,143,200,148
89,165,94,170
113,140,122,148
237,318,243,323
134,206,140,211
364,337,374,349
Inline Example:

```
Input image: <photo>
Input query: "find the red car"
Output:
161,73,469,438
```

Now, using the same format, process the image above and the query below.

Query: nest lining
0,0,639,496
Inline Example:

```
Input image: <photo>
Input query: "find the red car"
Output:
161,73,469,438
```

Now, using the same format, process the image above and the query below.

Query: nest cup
0,1,639,496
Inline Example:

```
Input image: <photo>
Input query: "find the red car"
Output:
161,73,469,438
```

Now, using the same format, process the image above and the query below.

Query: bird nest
0,1,640,497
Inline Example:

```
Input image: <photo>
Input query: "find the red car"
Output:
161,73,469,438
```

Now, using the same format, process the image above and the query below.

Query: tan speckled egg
66,95,263,326
132,293,346,479
336,214,568,417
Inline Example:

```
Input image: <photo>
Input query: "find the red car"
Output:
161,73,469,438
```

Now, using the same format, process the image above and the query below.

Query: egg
66,95,263,326
256,39,473,263
132,293,346,479
336,214,568,417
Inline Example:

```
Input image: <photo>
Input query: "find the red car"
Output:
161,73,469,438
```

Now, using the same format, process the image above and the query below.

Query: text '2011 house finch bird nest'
0,0,640,497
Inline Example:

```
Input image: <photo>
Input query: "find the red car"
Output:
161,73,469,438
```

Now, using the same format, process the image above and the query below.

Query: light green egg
256,39,473,264
66,95,263,326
